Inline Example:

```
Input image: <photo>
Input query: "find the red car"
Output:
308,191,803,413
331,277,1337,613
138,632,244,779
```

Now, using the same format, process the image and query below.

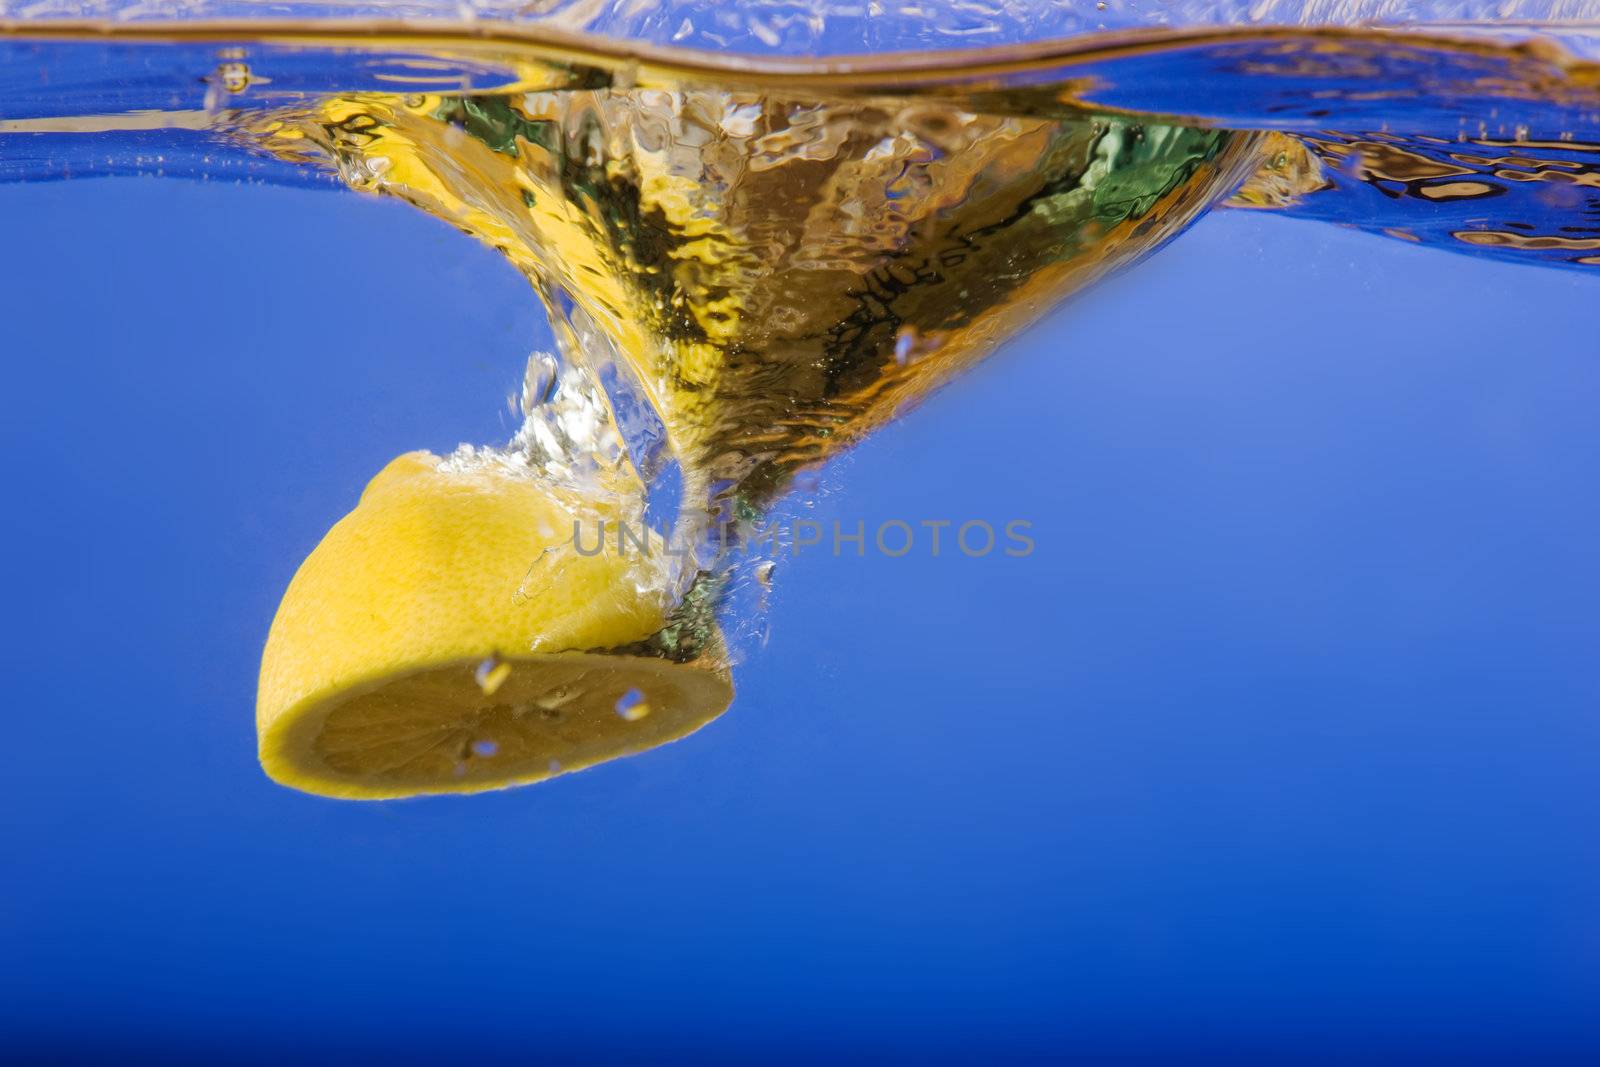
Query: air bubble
475,655,511,695
202,61,252,110
894,327,916,366
522,352,560,414
893,325,945,367
539,683,577,709
615,688,650,722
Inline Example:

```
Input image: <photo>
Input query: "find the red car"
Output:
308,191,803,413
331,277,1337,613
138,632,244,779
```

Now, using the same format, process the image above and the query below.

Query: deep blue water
1,175,1597,1062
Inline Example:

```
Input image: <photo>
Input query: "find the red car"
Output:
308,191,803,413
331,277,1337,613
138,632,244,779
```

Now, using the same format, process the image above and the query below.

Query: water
2,3,1599,1060
14,14,1600,795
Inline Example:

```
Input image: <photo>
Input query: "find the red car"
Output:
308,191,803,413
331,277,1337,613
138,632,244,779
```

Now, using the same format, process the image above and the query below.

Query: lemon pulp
264,652,731,799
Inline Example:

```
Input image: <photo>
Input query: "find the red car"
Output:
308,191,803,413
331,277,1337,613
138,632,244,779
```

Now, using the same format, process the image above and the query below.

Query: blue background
1,176,1597,1062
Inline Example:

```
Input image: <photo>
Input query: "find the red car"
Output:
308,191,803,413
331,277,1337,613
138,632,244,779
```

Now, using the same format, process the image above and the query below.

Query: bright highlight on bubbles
2,1,1596,797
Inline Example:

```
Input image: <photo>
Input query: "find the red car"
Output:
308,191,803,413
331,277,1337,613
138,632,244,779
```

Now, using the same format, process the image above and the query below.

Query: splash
5,8,1600,794
3,13,1598,601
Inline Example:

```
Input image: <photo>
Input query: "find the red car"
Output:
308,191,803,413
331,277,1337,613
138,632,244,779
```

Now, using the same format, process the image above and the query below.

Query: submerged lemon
258,451,732,800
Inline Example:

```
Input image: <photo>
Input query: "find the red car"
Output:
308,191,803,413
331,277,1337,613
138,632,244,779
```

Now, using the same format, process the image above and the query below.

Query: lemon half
257,451,731,800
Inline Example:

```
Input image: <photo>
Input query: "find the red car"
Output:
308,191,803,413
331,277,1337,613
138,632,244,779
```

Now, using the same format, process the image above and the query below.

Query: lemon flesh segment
260,652,732,800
